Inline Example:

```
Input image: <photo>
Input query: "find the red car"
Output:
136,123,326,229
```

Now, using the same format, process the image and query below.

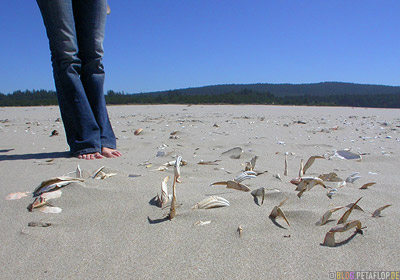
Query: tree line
0,89,399,108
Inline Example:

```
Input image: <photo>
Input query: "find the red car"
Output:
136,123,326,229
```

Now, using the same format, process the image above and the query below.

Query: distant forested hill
143,82,400,97
1,82,399,107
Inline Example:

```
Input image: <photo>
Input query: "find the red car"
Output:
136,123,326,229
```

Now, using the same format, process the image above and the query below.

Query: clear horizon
1,1,399,94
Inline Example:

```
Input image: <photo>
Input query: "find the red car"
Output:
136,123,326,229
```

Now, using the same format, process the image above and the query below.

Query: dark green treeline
0,89,399,108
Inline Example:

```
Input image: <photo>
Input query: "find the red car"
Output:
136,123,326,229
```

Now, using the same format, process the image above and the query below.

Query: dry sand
1,105,399,279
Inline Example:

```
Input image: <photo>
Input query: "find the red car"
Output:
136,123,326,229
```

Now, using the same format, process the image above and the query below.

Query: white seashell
38,206,62,214
33,177,84,197
192,196,230,209
194,220,211,226
158,176,170,208
326,188,337,199
174,156,182,183
299,159,304,177
76,164,82,178
273,173,282,181
91,166,105,179
40,190,62,200
234,171,257,183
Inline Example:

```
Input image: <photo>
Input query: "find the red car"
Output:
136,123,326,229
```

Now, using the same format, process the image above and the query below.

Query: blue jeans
37,0,116,156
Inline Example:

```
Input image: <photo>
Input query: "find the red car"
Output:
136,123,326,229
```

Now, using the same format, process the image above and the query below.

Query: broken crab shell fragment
316,206,344,226
372,204,391,217
322,220,363,247
33,176,84,197
192,196,230,209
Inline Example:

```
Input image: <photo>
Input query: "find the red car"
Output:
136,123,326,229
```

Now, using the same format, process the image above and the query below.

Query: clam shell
372,204,391,217
226,180,251,192
40,190,62,200
303,155,324,174
33,177,84,197
38,206,62,214
134,128,143,135
316,206,343,226
359,182,376,189
338,197,362,224
192,196,230,209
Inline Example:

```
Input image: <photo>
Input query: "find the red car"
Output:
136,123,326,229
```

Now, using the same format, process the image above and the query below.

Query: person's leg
72,0,121,158
36,0,103,159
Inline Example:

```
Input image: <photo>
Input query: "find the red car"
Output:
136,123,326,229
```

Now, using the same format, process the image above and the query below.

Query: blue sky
1,1,399,94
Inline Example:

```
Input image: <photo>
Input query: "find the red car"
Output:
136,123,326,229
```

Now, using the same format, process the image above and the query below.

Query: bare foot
101,147,122,158
77,152,103,160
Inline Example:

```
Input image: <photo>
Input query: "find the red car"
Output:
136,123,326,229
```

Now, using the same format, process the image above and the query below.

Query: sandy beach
1,105,399,280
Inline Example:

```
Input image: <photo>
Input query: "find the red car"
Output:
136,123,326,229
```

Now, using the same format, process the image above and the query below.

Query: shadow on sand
0,151,70,161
